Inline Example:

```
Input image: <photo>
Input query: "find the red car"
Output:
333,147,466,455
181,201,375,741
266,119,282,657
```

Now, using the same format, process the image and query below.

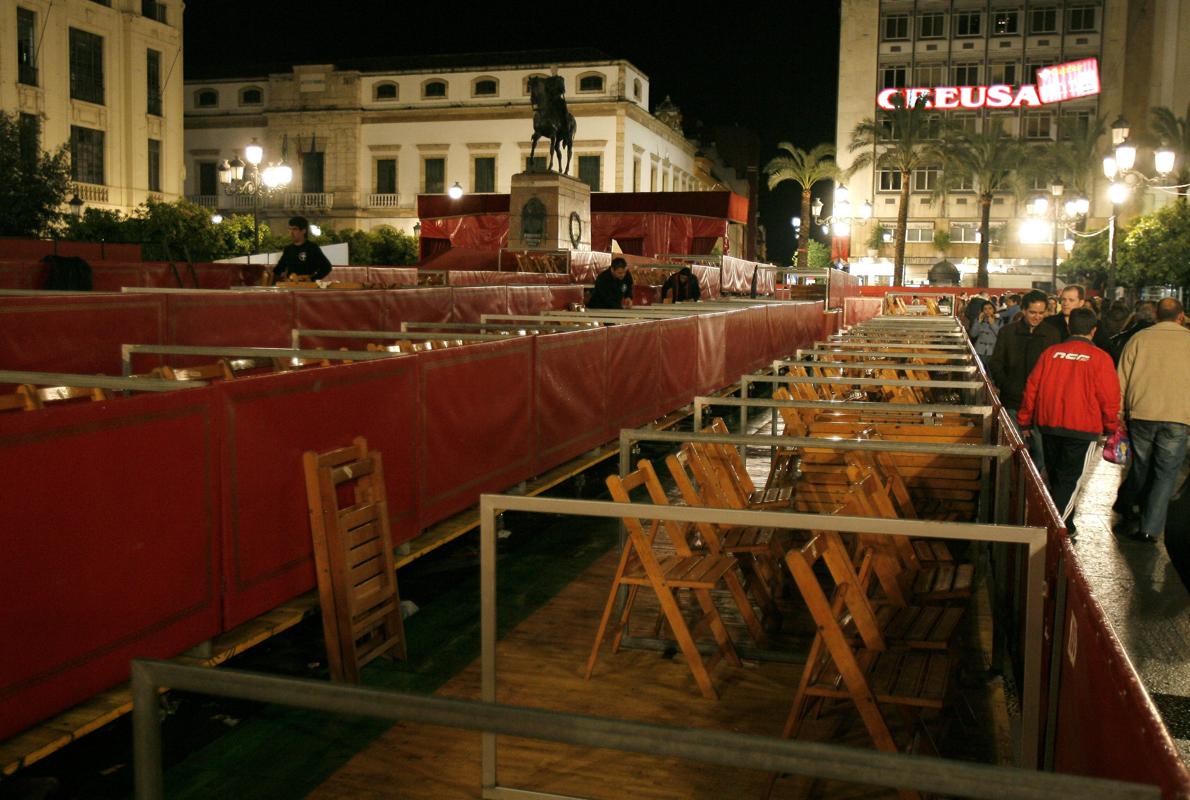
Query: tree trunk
894,172,911,286
978,194,991,288
797,187,811,268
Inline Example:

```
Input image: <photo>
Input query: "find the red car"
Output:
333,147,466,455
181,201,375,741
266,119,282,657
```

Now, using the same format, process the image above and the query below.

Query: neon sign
876,58,1099,110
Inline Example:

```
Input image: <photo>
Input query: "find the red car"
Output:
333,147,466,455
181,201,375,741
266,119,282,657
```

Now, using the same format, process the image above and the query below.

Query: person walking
970,301,1000,365
1018,307,1121,538
1114,298,1190,544
1108,301,1157,364
1042,284,1085,341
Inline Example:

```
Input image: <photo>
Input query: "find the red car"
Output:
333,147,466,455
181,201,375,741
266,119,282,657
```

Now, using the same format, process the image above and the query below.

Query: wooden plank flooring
308,550,984,800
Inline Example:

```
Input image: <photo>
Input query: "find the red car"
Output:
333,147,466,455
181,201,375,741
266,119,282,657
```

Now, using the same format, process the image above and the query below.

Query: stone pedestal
508,171,591,252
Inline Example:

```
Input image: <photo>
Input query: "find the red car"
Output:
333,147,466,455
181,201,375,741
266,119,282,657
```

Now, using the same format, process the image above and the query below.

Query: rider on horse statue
528,74,576,175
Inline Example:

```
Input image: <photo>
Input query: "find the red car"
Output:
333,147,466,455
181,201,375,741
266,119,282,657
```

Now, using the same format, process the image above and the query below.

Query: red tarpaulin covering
590,191,748,223
590,213,726,257
418,214,509,252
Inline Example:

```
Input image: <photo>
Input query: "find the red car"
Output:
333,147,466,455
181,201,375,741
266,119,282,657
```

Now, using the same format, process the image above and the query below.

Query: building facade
184,52,724,236
835,0,1190,287
0,0,184,215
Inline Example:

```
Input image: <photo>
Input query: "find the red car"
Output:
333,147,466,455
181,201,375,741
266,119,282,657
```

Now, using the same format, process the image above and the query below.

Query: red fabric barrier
590,191,747,222
548,285,584,309
822,309,842,341
844,297,883,327
164,292,294,358
826,268,862,310
191,264,238,290
294,291,387,349
450,286,509,322
0,260,44,289
606,322,663,430
534,328,608,471
89,264,147,291
590,213,725,257
217,358,421,628
696,313,728,394
1053,543,1190,797
417,339,535,527
367,267,418,287
507,286,553,316
0,389,221,740
0,294,165,374
657,316,699,412
744,306,771,373
723,309,753,383
383,287,453,327
327,266,371,283
419,214,509,251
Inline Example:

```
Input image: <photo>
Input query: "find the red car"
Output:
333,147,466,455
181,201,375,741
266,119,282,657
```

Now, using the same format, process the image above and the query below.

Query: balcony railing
367,193,400,208
187,194,217,209
283,192,334,210
73,182,108,203
230,195,255,211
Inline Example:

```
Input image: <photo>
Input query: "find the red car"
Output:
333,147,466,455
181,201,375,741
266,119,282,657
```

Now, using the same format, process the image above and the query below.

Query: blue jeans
1128,419,1189,538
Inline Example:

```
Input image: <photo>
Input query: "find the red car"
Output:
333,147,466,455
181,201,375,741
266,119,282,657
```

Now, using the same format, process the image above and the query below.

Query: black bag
43,255,93,291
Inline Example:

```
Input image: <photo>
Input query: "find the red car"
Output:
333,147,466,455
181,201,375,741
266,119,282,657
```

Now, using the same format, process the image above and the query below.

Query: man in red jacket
1019,307,1121,536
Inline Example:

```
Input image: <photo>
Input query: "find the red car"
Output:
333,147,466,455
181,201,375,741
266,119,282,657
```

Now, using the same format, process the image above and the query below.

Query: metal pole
1106,208,1117,299
1050,208,1059,291
131,662,164,800
480,496,498,790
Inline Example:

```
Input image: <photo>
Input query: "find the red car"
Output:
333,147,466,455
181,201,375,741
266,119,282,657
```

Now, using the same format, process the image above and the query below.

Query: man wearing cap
274,216,332,282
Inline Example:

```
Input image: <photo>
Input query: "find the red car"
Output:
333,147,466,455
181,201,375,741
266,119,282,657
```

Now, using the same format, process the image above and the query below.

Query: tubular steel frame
120,344,395,377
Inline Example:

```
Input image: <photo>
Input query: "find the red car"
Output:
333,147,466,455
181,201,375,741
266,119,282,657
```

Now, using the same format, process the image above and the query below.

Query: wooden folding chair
303,436,407,683
765,532,950,800
0,385,37,412
20,383,111,409
585,459,741,700
665,445,780,642
695,418,793,509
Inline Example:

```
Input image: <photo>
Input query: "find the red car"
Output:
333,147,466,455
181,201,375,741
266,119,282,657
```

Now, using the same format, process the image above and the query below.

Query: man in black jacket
588,257,633,309
660,267,700,303
1041,284,1084,341
274,216,332,282
989,290,1061,471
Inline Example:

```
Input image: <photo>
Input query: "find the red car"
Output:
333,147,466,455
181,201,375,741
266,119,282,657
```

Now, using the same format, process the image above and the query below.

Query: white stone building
834,0,1190,288
0,0,184,214
184,50,720,235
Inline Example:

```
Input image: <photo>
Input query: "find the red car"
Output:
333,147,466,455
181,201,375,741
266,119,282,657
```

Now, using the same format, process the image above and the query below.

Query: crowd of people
968,286,1189,548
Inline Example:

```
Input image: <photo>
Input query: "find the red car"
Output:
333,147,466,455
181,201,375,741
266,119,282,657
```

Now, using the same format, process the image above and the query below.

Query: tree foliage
1118,201,1190,286
0,112,71,237
1060,229,1109,289
805,239,831,270
763,143,838,269
314,226,418,265
1151,103,1190,200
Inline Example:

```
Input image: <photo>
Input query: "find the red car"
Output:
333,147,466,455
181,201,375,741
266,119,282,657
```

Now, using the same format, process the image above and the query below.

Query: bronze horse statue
528,75,576,174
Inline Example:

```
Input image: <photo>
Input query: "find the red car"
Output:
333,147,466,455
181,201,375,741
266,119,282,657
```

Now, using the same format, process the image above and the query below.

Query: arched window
422,79,447,99
472,77,498,97
374,81,398,101
523,73,548,95
239,87,263,106
195,88,218,108
577,72,605,93
633,78,642,100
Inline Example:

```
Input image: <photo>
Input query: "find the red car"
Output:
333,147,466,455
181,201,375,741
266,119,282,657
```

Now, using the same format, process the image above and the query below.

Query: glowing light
244,141,263,166
447,182,464,199
1108,182,1130,205
1155,147,1176,176
1102,156,1118,179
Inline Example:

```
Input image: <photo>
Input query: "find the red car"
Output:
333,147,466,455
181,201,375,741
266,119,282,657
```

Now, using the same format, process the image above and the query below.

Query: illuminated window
878,170,902,192
954,11,982,37
1029,8,1058,34
1068,6,1097,32
918,13,945,38
992,10,1019,34
882,14,909,41
952,63,981,85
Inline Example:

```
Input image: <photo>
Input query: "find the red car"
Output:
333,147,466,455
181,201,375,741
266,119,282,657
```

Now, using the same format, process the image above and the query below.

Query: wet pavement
1069,457,1190,763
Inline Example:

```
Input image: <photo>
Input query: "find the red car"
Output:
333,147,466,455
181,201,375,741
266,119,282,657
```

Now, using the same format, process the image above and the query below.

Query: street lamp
218,137,292,262
68,193,84,219
811,186,872,270
1021,182,1088,290
447,181,464,200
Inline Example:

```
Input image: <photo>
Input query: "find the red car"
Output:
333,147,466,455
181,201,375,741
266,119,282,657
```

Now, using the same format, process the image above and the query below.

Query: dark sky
184,1,842,264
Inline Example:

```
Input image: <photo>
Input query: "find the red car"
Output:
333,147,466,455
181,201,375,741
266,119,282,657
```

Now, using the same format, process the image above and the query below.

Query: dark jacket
274,241,332,281
1018,336,1120,440
988,315,1061,409
1108,319,1155,365
661,269,700,303
588,267,633,309
1040,312,1071,341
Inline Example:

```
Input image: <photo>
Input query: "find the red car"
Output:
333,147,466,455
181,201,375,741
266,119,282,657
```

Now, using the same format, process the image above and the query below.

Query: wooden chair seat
159,360,234,382
911,562,976,602
746,485,793,508
19,384,111,409
875,605,965,651
619,554,738,589
806,648,950,707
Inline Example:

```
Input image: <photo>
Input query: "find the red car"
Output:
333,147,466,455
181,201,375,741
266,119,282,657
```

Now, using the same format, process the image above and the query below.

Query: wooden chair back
159,360,234,382
20,383,111,410
302,436,407,683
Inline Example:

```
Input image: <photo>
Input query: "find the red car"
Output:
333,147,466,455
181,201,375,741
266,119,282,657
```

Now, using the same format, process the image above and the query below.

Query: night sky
184,1,843,264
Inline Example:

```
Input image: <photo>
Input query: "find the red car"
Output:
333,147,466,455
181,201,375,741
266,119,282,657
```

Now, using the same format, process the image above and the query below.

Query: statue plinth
508,171,591,252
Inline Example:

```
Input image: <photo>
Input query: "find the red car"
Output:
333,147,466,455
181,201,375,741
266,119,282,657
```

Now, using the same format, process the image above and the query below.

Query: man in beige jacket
1115,298,1190,543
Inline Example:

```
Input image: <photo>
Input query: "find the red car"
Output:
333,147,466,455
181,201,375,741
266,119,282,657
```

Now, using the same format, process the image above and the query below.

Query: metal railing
187,195,217,209
0,370,207,394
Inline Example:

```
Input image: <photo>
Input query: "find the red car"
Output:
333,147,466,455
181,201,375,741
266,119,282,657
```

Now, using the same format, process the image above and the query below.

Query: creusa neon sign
877,58,1100,111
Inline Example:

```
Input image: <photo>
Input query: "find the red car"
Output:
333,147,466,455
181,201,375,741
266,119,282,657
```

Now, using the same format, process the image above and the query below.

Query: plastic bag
1103,428,1130,465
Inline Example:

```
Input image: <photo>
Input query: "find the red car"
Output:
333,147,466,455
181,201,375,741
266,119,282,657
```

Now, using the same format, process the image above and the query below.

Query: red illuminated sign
1036,58,1101,103
876,58,1100,110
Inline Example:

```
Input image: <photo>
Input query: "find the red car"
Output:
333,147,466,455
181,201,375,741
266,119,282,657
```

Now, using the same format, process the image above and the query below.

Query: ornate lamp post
811,186,872,271
1021,184,1089,290
217,138,292,262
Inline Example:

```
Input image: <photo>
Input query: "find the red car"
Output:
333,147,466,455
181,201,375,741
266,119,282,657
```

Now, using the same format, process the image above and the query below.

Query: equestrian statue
527,75,576,175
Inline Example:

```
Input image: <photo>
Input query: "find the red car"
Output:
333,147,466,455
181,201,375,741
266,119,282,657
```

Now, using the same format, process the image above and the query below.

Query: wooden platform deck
308,548,1003,800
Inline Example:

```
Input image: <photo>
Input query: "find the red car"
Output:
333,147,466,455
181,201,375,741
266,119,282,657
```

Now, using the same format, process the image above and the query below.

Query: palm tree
931,125,1027,288
848,96,934,286
1151,103,1190,200
763,143,838,268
